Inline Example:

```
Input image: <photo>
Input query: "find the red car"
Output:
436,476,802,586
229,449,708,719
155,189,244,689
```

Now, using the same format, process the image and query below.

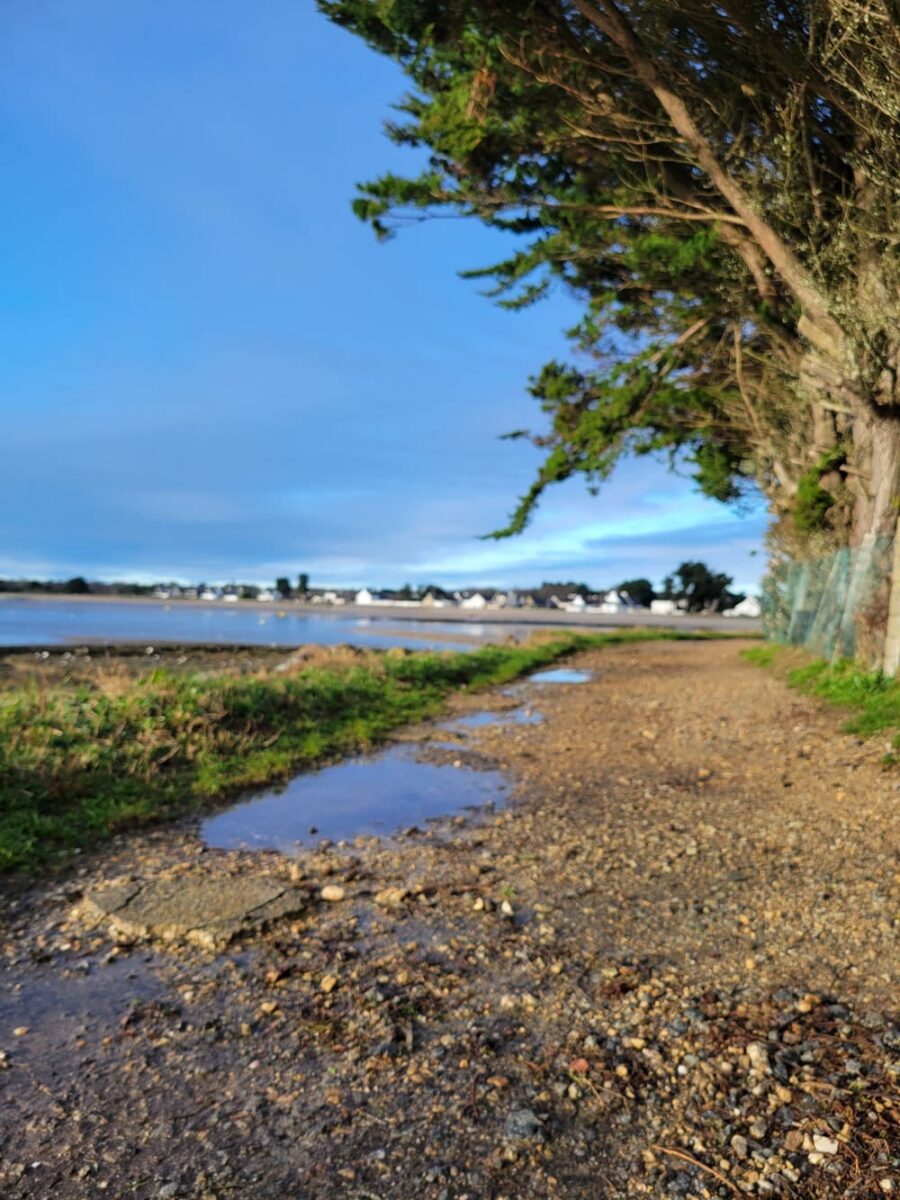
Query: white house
598,589,638,614
564,594,587,612
724,595,762,618
257,590,274,602
459,592,488,610
355,588,374,605
200,588,219,601
223,592,239,602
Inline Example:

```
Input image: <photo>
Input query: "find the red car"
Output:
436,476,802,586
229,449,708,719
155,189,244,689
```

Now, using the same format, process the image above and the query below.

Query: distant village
1,571,762,617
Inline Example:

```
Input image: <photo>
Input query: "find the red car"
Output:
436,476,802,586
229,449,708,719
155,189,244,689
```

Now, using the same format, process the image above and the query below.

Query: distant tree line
0,561,744,610
538,562,744,612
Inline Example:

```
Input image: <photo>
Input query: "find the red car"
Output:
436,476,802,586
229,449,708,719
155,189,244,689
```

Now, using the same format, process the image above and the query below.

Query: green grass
0,628,730,874
743,643,900,739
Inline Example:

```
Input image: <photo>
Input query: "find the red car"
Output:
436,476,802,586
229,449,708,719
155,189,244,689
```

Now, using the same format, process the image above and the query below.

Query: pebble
812,1134,839,1155
503,1109,543,1140
746,1042,769,1072
320,885,346,902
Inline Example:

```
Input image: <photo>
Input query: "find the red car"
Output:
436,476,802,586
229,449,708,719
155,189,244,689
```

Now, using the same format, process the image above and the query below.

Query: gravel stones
6,640,899,1199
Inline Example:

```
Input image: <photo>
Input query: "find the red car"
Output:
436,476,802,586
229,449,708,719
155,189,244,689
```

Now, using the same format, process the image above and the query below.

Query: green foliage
0,629,730,873
317,0,880,536
298,573,310,594
617,578,655,608
793,446,847,533
667,561,743,612
275,577,292,597
793,473,835,533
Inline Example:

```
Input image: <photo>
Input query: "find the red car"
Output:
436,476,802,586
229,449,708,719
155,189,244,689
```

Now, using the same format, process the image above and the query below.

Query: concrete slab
81,872,307,950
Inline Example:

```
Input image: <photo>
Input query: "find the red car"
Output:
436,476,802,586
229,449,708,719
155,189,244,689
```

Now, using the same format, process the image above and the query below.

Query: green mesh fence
762,534,893,661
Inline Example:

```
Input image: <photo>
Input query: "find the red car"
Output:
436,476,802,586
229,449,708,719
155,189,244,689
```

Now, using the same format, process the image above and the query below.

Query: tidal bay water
0,597,497,652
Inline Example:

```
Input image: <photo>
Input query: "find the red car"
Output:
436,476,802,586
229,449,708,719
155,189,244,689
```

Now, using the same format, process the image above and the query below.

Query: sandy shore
1,639,895,1197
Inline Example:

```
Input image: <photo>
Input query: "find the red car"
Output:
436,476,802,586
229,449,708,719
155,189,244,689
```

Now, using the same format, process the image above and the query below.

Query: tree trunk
772,376,900,669
840,407,900,669
882,525,900,675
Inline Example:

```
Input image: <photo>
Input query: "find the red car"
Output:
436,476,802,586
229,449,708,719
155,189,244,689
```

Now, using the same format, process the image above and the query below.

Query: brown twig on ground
650,1144,744,1197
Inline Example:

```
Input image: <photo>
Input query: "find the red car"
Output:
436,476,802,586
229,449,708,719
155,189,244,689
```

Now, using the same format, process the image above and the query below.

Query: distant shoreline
0,591,761,634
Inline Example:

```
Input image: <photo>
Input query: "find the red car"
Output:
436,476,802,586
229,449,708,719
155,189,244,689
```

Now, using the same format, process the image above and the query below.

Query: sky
1,1,767,592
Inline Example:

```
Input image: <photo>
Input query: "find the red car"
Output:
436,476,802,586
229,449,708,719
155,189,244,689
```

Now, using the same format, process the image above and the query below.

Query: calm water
444,706,542,728
0,597,501,651
527,667,592,684
201,745,509,851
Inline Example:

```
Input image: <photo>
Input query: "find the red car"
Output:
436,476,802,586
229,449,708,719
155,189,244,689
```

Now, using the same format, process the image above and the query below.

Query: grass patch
743,643,900,739
0,628,732,874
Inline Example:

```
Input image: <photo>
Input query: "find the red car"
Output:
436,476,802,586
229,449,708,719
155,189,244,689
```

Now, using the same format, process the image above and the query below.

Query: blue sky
1,1,766,592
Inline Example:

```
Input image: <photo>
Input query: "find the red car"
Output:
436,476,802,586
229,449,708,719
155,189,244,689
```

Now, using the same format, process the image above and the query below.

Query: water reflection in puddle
528,667,592,684
201,746,509,853
445,706,542,730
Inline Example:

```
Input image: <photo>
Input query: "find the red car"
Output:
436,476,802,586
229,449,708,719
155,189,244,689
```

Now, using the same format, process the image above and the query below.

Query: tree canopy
617,577,655,608
321,0,900,558
666,561,744,611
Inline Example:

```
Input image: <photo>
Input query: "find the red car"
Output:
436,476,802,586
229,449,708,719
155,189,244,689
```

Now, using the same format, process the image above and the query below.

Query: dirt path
1,640,897,1198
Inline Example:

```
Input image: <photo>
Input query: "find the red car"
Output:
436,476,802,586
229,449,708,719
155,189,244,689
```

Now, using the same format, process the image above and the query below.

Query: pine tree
321,0,900,665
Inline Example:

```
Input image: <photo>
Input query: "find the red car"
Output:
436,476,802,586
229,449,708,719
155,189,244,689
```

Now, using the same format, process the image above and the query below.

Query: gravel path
1,639,896,1198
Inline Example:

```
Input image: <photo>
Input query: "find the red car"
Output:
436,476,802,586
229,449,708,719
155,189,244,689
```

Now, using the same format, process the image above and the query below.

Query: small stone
500,899,514,917
504,1109,543,1140
731,1134,749,1159
374,887,408,908
746,1042,769,1071
320,885,345,902
569,1058,590,1075
812,1134,838,1155
12,1027,28,1037
749,1119,767,1140
320,974,339,993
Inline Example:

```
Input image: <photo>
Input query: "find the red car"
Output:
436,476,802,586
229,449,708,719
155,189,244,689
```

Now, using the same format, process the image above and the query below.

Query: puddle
445,706,542,730
527,667,592,684
0,955,165,1063
201,746,509,853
